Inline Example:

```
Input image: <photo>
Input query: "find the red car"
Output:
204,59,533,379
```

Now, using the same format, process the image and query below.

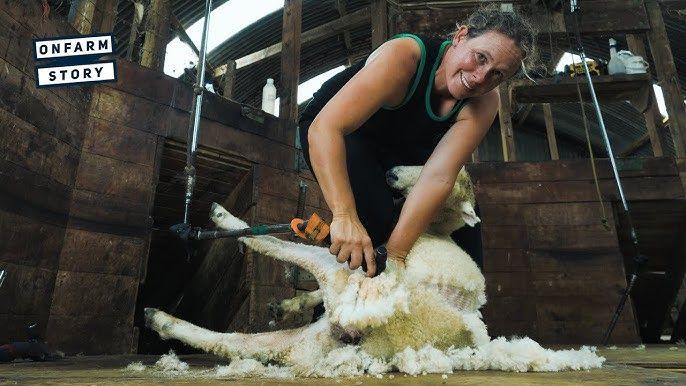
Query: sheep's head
386,166,480,235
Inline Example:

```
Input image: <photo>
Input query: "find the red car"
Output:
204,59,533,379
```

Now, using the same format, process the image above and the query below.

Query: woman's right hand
329,213,377,277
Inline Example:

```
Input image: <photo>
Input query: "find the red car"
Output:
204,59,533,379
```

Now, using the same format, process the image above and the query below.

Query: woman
298,6,536,277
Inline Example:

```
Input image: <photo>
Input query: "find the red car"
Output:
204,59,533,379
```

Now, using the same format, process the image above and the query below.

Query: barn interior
1,0,686,383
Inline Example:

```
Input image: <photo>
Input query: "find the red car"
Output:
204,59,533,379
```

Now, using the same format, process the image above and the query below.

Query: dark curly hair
456,5,538,76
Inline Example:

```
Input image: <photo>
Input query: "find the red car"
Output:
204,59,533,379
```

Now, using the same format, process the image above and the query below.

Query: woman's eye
476,53,486,64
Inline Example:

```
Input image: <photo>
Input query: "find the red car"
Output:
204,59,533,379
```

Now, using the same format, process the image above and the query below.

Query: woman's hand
329,213,377,277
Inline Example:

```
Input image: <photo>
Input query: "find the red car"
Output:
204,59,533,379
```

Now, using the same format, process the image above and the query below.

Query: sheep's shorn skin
145,166,605,377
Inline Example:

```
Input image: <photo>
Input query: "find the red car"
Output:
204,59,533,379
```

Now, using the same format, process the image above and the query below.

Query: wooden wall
468,157,684,344
0,1,327,354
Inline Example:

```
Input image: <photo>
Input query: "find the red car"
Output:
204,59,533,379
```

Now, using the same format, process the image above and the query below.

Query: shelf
510,73,652,104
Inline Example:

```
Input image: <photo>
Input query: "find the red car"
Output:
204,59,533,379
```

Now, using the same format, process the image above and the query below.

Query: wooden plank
82,117,158,167
527,224,619,249
0,211,66,269
498,83,516,161
75,152,155,203
626,33,664,157
256,164,326,209
511,74,652,104
482,296,536,322
474,177,684,204
530,271,627,297
0,158,72,219
371,0,388,50
279,0,302,122
46,315,136,354
49,270,138,318
334,0,355,66
480,202,615,227
542,103,559,160
485,271,531,297
482,249,530,273
536,295,634,323
645,0,686,157
221,60,237,99
58,228,146,277
69,189,151,237
527,247,624,273
0,107,80,187
467,158,679,183
481,225,529,249
0,262,55,316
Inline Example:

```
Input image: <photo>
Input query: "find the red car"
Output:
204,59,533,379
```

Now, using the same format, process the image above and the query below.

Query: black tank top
299,34,468,167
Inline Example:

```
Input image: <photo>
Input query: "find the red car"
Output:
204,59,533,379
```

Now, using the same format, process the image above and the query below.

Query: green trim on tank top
381,33,426,110
425,40,466,122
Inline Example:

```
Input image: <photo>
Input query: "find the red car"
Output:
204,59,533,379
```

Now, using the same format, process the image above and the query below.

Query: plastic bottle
607,38,626,75
261,78,277,115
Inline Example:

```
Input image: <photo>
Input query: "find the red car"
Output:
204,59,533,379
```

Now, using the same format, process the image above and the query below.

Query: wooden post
627,33,664,157
96,0,120,33
645,1,686,157
498,84,516,161
335,0,355,66
543,103,559,160
221,60,237,100
371,0,388,50
140,0,171,72
279,0,302,122
126,1,144,61
71,0,97,34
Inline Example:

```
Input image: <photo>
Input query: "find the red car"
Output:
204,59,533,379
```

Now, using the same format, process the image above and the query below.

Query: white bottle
261,78,277,115
607,38,626,75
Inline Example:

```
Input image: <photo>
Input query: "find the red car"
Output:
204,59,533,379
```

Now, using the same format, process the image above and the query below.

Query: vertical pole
626,33,664,157
279,0,302,123
71,0,97,34
140,0,171,71
498,83,516,161
371,0,388,50
645,1,686,157
221,60,237,100
543,103,559,160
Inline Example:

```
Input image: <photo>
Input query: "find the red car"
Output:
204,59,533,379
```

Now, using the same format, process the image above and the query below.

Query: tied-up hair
457,5,538,80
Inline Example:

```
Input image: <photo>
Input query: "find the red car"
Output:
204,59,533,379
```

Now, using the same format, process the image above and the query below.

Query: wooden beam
645,0,686,157
335,0,355,66
619,133,650,157
140,0,171,71
170,15,215,74
626,33,664,157
498,83,516,161
96,0,119,33
71,0,97,34
371,0,388,50
279,0,302,122
214,7,370,77
221,60,237,99
542,103,559,160
514,103,534,129
126,1,143,61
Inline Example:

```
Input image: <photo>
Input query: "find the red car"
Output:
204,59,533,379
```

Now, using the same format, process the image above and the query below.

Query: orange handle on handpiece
290,212,330,244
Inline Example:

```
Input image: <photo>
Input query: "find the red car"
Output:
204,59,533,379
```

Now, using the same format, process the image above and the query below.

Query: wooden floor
1,345,685,385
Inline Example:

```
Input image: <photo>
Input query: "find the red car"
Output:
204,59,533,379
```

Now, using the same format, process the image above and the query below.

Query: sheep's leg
270,289,323,322
210,203,341,286
145,307,335,365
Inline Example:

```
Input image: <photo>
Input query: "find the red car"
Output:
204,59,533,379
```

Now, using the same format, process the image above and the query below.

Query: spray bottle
261,78,277,115
607,38,626,75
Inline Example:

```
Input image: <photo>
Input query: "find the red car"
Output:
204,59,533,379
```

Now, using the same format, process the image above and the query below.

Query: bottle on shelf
261,78,277,115
607,38,626,75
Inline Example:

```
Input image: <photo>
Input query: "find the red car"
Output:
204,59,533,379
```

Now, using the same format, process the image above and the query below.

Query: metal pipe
183,0,213,224
0,269,6,288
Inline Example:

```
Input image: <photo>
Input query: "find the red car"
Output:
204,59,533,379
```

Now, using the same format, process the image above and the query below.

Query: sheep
145,166,604,377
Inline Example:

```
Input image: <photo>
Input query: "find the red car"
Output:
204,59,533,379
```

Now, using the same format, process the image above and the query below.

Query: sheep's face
385,166,480,234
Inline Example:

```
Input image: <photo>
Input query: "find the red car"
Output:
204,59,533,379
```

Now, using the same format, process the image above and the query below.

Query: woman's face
442,27,524,99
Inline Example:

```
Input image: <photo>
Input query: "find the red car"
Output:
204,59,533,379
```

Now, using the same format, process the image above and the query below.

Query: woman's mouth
460,72,473,91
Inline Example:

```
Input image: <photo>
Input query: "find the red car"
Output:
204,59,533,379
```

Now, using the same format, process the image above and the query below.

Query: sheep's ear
460,202,481,227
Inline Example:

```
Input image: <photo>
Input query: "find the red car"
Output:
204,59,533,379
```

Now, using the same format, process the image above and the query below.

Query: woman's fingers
336,244,352,264
348,248,363,270
363,244,376,277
